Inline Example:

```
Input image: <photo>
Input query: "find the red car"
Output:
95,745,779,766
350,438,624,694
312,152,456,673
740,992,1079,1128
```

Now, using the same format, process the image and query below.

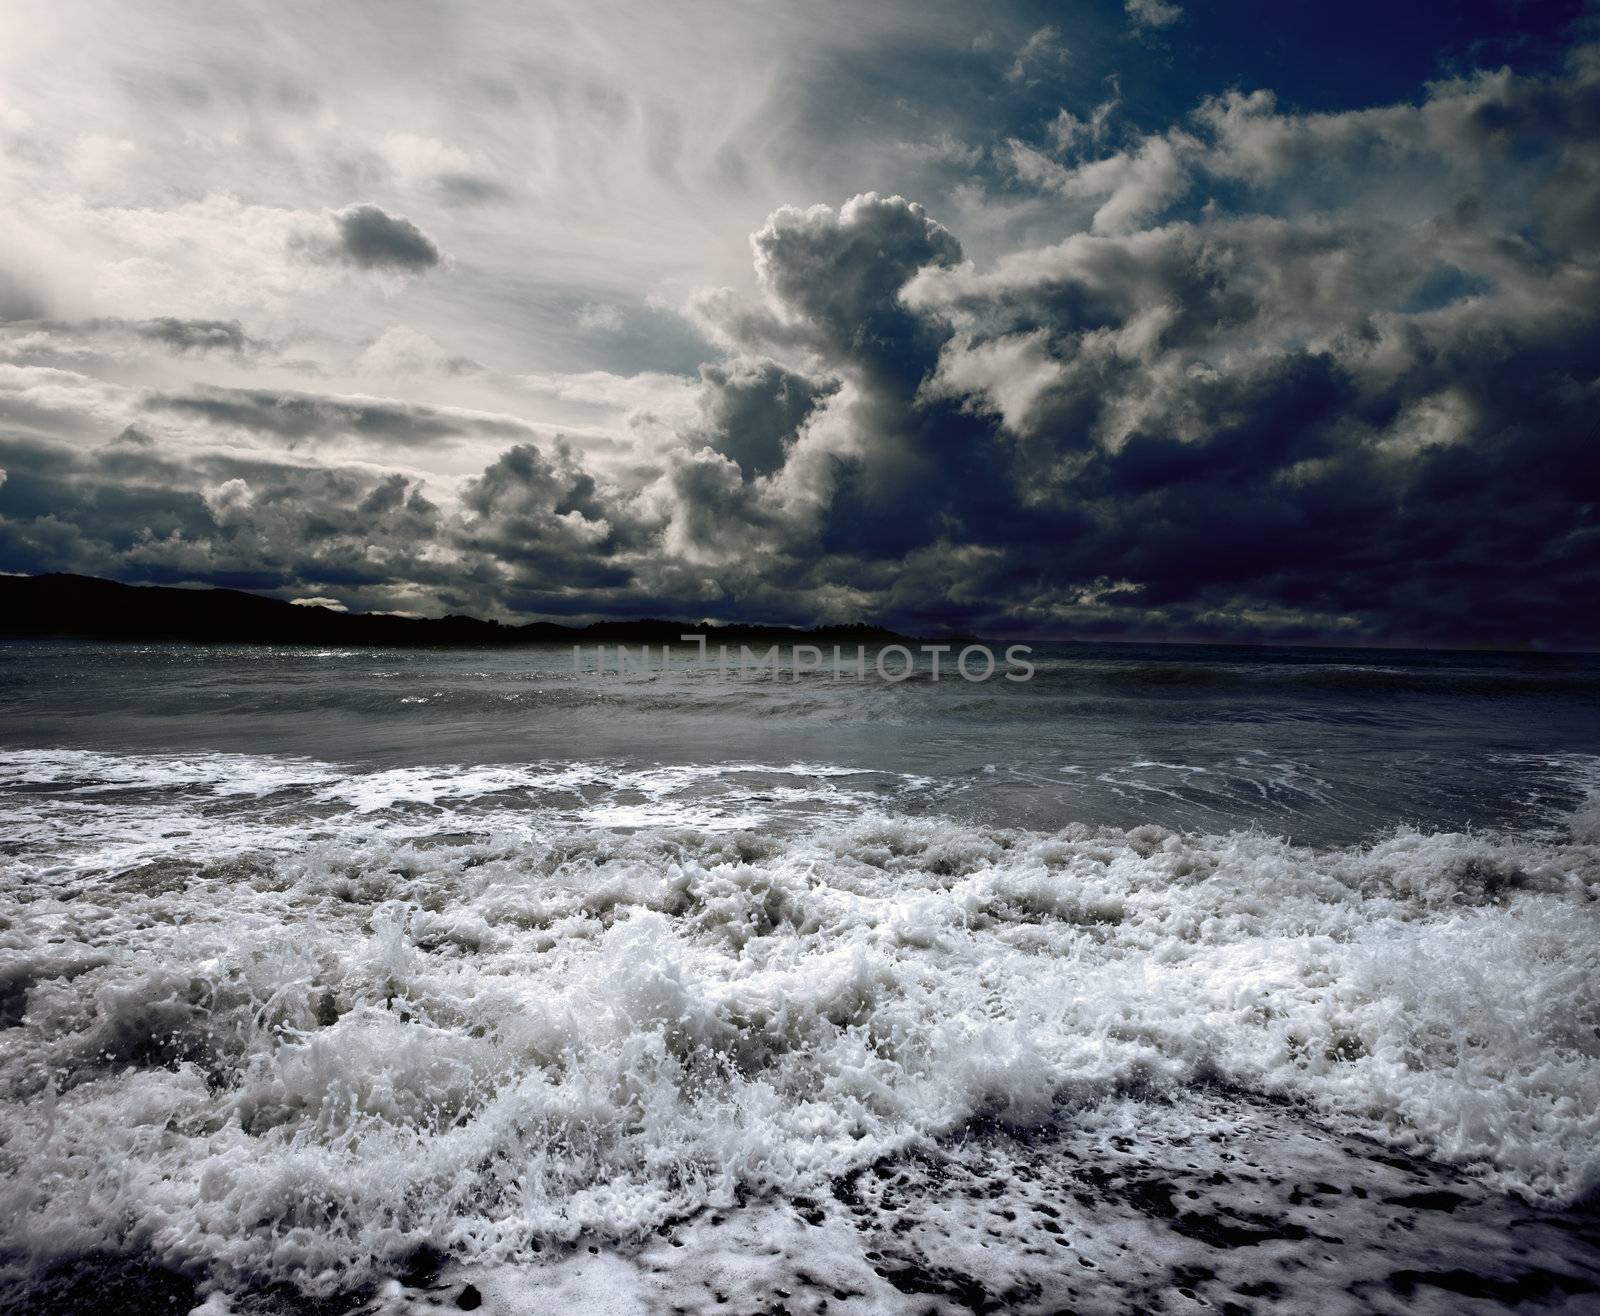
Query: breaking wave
1,749,1598,1301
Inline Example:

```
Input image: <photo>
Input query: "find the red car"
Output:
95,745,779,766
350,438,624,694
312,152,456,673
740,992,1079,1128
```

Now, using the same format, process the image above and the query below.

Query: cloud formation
38,316,263,356
145,385,526,448
300,204,442,272
1,21,1596,647
1125,0,1182,31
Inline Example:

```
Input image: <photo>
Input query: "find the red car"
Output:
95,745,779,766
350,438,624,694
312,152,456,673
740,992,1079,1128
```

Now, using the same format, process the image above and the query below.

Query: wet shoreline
7,1088,1599,1315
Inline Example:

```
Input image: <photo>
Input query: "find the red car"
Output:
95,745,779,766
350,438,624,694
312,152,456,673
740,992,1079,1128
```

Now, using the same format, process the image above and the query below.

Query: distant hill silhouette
0,573,923,648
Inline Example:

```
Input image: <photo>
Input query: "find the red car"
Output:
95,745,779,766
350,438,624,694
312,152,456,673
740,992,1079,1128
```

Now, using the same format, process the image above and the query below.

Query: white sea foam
0,749,1597,1303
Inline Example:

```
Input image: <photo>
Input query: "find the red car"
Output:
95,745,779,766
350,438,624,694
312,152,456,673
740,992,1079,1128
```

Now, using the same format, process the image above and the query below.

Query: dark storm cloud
665,193,983,564
0,433,450,606
681,193,1027,568
0,436,212,562
295,204,442,271
334,205,440,269
456,442,633,589
693,358,836,479
881,51,1600,644
644,52,1600,646
744,193,962,383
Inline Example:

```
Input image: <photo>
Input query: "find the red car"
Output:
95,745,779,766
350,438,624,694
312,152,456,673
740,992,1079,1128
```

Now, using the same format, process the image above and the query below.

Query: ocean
2,639,1598,1313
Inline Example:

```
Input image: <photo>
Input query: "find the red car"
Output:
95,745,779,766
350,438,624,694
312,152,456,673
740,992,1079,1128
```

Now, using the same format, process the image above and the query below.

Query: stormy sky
1,1,1596,646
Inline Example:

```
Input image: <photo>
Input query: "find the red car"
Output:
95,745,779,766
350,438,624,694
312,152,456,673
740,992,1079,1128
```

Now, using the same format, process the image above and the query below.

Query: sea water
1,640,1598,1312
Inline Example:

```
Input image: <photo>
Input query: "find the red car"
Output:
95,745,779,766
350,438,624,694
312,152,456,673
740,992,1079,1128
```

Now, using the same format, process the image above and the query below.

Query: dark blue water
3,639,1595,844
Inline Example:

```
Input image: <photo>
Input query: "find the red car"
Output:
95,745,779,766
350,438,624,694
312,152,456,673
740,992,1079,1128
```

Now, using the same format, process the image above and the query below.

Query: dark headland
0,573,926,648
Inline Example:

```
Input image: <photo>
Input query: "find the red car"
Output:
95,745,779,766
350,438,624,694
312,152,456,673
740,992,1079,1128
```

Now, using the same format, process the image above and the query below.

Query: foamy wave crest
1,750,1598,1299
